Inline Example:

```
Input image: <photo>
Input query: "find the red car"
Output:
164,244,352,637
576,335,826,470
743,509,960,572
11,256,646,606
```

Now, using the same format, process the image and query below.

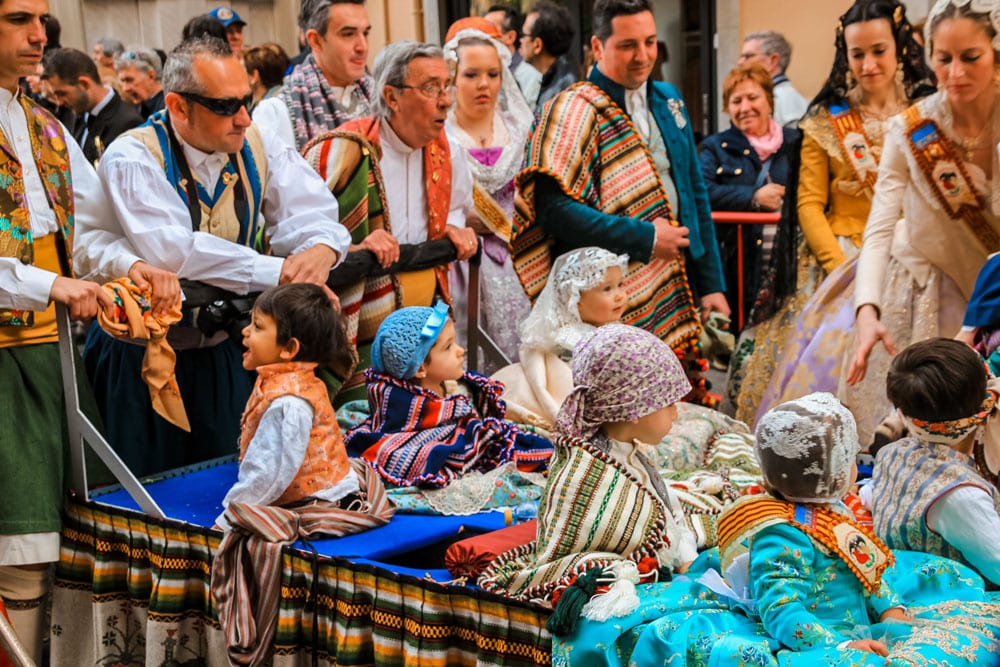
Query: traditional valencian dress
740,100,893,427
843,90,1000,442
510,68,721,380
544,392,1000,666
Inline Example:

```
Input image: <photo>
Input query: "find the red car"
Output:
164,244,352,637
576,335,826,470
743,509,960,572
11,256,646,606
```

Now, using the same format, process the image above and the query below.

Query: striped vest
239,361,352,506
871,437,998,567
123,110,267,249
0,94,74,327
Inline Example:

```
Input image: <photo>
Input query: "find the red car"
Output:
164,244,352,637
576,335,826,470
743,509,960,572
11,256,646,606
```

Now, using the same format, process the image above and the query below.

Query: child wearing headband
868,337,1000,587
345,302,552,488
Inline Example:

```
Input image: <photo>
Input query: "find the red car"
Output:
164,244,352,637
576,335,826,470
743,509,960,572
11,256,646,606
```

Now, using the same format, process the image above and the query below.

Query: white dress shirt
78,85,115,147
215,395,360,530
0,88,132,312
625,85,651,141
253,84,362,153
251,96,296,152
80,119,351,293
378,119,474,244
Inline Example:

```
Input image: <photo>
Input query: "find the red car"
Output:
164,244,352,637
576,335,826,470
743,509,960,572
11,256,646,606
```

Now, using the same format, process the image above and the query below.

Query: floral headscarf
518,247,629,353
755,392,859,504
555,324,691,441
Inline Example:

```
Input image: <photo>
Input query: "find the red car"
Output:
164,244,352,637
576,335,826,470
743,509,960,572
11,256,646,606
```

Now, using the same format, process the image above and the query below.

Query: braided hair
808,0,936,116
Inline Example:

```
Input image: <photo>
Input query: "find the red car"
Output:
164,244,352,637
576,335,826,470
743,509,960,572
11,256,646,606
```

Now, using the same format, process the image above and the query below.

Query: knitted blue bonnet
371,301,450,380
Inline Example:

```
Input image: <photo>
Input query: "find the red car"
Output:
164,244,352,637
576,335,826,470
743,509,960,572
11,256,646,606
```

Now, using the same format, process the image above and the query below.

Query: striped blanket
301,130,402,401
511,81,702,353
345,369,553,488
479,435,675,603
212,460,394,666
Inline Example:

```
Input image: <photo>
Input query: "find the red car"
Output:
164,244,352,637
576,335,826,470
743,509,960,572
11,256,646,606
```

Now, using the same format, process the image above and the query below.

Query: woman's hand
847,304,897,385
845,639,889,656
753,183,786,211
879,607,912,623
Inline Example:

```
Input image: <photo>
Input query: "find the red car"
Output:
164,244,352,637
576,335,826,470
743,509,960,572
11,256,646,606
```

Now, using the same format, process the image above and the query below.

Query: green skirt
0,342,104,535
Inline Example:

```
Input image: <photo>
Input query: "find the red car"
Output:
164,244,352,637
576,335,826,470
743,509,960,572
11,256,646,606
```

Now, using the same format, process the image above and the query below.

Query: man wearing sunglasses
76,37,352,479
254,0,374,152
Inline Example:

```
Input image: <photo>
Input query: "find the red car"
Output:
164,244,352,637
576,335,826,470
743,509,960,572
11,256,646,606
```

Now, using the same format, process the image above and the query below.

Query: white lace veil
518,247,629,354
442,28,534,137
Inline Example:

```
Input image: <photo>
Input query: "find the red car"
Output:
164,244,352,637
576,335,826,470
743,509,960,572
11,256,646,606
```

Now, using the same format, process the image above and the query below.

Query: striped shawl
302,130,403,398
211,459,394,666
511,81,701,352
345,369,553,488
479,435,672,603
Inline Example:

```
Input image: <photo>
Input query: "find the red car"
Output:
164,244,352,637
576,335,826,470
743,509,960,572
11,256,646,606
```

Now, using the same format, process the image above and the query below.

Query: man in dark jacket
42,48,141,163
517,1,577,111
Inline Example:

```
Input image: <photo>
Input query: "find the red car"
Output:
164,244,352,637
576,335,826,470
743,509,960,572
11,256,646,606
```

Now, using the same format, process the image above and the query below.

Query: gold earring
846,70,856,89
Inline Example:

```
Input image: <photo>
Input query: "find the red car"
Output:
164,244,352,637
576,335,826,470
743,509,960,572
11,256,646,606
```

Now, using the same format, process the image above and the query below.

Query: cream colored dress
842,90,1000,443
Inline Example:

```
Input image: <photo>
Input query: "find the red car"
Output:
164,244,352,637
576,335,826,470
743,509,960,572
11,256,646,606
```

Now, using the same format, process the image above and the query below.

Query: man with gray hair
738,30,807,126
253,0,375,150
77,37,352,477
92,36,125,92
300,40,477,401
115,47,165,119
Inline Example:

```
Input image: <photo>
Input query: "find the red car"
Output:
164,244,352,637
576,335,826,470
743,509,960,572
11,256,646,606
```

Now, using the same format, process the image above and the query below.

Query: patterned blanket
510,81,701,354
345,369,553,487
479,435,677,603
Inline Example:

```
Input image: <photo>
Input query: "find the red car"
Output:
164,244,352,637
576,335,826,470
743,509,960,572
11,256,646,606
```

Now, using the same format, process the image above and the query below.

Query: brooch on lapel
667,99,687,129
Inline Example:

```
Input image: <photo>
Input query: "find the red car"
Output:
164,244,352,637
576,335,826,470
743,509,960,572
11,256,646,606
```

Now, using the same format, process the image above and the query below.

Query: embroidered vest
335,116,453,302
240,361,352,506
123,110,268,249
719,494,893,594
872,437,998,568
0,95,74,327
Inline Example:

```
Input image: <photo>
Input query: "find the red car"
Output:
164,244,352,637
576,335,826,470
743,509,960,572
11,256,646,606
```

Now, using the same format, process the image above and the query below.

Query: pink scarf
745,117,783,162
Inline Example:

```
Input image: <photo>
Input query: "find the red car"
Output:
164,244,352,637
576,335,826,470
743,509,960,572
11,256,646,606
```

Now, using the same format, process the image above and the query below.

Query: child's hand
846,639,889,656
676,560,693,574
879,607,912,623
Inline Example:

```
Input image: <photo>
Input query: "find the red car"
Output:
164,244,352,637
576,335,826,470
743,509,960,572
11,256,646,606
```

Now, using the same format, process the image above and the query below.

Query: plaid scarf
345,369,552,487
281,54,374,150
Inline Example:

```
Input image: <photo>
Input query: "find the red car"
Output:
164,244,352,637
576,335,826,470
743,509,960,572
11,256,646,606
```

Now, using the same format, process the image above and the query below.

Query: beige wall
52,0,424,68
719,0,935,127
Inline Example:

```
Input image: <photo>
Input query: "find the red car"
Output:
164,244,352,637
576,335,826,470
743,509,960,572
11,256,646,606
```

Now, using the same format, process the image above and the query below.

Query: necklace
956,124,990,163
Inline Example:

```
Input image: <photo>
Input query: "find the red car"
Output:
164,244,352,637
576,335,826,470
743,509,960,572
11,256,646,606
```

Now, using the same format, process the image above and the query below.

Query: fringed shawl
510,81,701,353
478,435,672,603
345,369,552,488
302,129,403,397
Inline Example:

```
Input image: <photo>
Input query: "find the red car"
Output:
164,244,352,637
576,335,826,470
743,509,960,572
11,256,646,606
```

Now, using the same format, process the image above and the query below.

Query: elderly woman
443,17,532,372
244,42,289,111
699,63,799,333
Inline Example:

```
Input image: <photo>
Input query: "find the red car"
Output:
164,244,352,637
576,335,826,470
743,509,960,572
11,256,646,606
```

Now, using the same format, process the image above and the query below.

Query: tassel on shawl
581,560,641,622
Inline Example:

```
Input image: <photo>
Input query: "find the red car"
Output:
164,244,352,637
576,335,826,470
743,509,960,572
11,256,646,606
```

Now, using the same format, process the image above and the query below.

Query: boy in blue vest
867,337,1000,588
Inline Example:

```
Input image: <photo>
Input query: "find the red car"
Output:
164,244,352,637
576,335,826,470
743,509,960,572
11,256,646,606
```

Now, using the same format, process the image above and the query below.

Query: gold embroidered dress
733,104,892,426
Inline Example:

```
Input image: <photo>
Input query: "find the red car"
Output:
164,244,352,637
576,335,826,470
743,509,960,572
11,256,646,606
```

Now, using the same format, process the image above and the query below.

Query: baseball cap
208,6,246,28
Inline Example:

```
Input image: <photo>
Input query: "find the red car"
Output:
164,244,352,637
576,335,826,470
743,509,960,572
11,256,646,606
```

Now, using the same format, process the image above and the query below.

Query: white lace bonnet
518,247,629,353
754,392,860,504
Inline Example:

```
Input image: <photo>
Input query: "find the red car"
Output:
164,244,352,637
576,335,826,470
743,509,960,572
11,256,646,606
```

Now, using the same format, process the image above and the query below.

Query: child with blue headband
345,302,552,488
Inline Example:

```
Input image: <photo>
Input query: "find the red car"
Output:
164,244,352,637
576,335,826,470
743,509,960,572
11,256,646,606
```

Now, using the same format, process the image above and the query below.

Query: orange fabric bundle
97,278,189,431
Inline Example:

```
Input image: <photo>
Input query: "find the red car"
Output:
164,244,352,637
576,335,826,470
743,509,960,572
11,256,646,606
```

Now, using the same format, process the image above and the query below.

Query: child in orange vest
216,283,358,529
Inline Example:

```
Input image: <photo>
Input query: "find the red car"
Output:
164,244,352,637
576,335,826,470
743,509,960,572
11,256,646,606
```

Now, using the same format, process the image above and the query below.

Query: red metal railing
711,211,781,330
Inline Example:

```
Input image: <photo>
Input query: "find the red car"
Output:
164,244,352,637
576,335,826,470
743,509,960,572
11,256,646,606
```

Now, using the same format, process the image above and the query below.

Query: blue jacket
534,66,726,297
698,124,800,326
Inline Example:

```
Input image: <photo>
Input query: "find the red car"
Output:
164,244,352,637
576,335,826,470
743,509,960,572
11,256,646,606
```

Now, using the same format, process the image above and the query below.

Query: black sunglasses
177,91,253,116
